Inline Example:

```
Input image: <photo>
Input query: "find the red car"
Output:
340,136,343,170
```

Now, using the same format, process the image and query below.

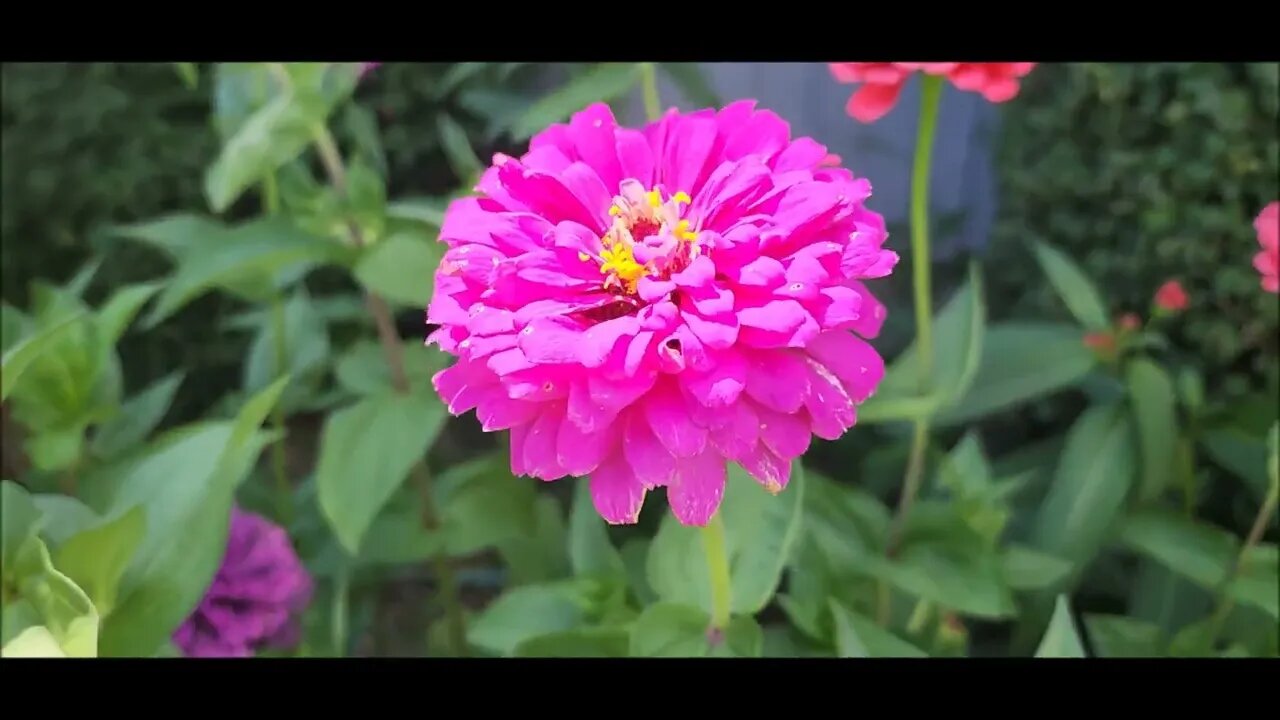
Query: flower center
582,179,699,295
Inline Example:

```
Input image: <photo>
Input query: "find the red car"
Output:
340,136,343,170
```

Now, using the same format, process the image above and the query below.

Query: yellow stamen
608,205,621,216
672,191,691,206
675,219,697,242
646,190,662,208
578,251,591,262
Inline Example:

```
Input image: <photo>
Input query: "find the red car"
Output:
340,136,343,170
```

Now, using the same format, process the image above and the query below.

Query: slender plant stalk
639,63,662,122
880,74,944,625
701,512,733,635
302,105,468,655
270,296,291,526
1202,479,1278,653
331,564,350,656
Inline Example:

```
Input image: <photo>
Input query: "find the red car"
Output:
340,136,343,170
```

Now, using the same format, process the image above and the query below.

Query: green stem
879,76,944,625
270,296,291,527
701,512,733,634
910,75,943,388
1203,479,1278,652
262,172,279,215
331,564,349,656
307,121,468,656
639,63,662,122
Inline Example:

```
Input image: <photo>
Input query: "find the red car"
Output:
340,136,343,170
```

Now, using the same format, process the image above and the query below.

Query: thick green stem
909,75,943,388
701,512,733,634
880,76,944,625
331,564,349,656
270,296,291,526
639,63,662,122
1203,479,1278,652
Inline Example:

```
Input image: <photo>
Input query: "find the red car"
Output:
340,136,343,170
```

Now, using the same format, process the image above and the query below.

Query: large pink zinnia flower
828,63,1037,123
1254,201,1278,294
427,101,896,526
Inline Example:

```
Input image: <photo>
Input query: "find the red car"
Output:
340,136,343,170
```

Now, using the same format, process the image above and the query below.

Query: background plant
1,61,1275,659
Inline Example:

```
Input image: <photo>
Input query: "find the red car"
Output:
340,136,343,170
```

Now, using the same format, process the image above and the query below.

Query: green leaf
467,581,593,656
342,103,388,179
316,390,445,554
934,323,1096,425
1,311,86,401
436,454,539,557
386,197,447,229
334,339,449,397
568,477,625,582
111,213,226,261
436,113,484,182
174,62,198,90
867,264,985,419
1,302,31,353
91,372,184,459
1003,544,1074,591
514,627,629,658
1031,403,1134,581
1082,615,1162,658
511,63,642,140
1,481,43,576
8,535,99,657
1119,512,1277,619
30,494,99,546
1201,427,1269,500
630,603,711,657
144,218,348,326
95,282,162,348
1034,595,1087,657
2,625,68,657
660,63,721,108
1030,241,1110,330
53,505,146,617
94,377,288,656
829,600,928,658
353,230,445,308
205,91,327,212
497,495,571,585
647,462,805,616
243,289,330,409
1126,358,1179,504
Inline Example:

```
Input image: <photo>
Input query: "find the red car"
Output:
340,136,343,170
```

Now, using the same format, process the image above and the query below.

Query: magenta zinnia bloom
173,507,312,658
428,101,896,526
1254,201,1278,294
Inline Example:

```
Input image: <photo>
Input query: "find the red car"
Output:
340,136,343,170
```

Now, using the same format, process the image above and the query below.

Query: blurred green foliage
992,62,1279,395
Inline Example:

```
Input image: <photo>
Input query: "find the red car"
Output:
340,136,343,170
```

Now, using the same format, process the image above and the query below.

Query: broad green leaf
53,505,146,617
830,600,927,658
342,103,388,179
647,462,805,616
91,372,184,459
243,289,330,410
1082,615,1162,658
569,477,625,582
317,390,445,554
344,158,388,244
934,323,1096,425
28,426,85,473
497,495,571,585
1034,595,1087,657
212,63,272,139
95,282,162,348
9,535,98,657
1201,427,1269,500
1,481,43,575
30,494,99,546
621,538,657,605
1003,544,1074,591
94,377,287,656
467,581,593,656
1031,403,1134,580
1031,241,1110,330
660,63,721,107
716,616,764,658
334,339,449,397
514,627,629,658
1,302,31,353
353,230,445,308
512,63,642,139
2,625,67,657
867,264,985,418
1,311,85,401
1120,512,1277,619
145,219,347,326
357,500,442,567
1126,358,1178,504
205,91,327,212
111,213,227,261
386,197,447,228
174,62,198,89
630,603,711,657
436,113,483,182
801,471,889,576
436,454,539,557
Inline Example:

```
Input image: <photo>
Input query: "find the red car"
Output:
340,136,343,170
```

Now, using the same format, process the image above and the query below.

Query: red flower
1118,313,1141,332
828,63,1036,123
1254,201,1278,294
1154,280,1189,312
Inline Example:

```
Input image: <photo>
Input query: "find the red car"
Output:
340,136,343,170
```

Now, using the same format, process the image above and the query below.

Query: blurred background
2,62,1277,656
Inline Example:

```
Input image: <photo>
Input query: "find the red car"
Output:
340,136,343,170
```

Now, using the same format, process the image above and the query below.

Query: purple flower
173,507,313,658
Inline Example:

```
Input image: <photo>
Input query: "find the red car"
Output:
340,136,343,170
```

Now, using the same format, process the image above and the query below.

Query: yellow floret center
583,182,697,294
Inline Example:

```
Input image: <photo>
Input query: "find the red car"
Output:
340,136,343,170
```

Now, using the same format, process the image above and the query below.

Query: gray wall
629,62,1003,260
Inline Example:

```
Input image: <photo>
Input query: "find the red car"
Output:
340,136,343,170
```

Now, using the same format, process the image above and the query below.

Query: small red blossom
827,63,1036,123
1154,280,1189,313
